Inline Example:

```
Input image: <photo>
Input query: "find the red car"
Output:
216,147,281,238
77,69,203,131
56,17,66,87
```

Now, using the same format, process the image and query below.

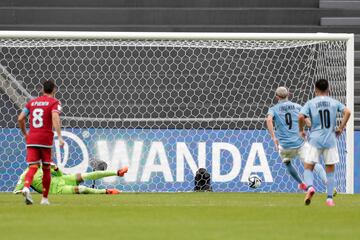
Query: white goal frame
0,31,354,193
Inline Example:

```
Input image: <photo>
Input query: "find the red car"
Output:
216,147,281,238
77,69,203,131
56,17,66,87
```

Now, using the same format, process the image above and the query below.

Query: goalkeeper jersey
13,167,64,194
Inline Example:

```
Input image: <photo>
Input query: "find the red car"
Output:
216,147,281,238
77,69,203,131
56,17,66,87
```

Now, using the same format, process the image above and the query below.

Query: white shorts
278,142,309,163
304,144,339,165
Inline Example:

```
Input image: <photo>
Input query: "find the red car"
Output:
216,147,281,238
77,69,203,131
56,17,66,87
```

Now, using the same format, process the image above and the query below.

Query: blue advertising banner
354,131,360,194
0,128,347,193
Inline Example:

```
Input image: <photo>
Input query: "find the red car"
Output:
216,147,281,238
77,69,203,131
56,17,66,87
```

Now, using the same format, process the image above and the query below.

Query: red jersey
24,95,61,148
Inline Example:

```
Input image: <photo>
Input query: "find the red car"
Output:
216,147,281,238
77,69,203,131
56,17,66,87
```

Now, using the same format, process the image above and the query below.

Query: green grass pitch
0,192,359,240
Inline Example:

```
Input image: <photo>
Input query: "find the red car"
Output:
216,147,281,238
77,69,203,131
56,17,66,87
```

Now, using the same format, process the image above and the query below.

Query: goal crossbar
0,31,354,193
0,31,354,41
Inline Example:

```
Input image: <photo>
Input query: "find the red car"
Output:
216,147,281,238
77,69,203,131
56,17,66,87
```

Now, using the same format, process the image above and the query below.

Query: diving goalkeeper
14,165,128,195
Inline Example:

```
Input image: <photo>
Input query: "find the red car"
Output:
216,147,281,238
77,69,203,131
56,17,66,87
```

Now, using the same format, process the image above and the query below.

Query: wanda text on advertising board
0,129,348,192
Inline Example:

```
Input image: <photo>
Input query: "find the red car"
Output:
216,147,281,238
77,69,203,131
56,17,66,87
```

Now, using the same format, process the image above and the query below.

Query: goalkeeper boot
22,187,33,205
40,197,50,205
326,198,335,207
304,186,315,206
298,183,307,191
117,166,129,177
106,189,121,194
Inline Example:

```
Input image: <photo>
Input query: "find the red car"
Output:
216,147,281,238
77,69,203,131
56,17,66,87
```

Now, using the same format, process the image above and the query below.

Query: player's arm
298,113,307,139
52,111,64,146
297,104,311,128
299,102,310,139
17,111,28,138
50,163,63,176
304,117,312,128
52,101,65,146
336,107,351,137
266,114,279,150
13,180,24,194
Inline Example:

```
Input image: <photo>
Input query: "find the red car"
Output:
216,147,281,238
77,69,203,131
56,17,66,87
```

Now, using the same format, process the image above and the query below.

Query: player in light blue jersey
299,79,351,207
267,87,328,191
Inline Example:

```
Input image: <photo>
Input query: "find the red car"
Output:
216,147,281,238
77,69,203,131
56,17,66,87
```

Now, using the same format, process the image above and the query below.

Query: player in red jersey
18,80,64,205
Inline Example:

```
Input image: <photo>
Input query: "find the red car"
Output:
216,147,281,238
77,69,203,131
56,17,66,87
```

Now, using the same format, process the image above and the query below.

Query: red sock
42,167,51,198
24,165,39,188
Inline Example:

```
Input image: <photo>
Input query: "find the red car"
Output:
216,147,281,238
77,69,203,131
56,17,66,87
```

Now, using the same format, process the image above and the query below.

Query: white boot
40,197,50,205
22,187,33,205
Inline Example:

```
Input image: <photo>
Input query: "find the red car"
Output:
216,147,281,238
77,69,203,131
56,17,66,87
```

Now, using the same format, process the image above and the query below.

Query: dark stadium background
0,0,359,126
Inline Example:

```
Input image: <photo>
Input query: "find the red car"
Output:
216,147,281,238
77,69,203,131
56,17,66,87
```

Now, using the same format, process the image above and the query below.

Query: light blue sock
284,162,303,184
326,172,335,199
304,169,314,188
314,164,327,185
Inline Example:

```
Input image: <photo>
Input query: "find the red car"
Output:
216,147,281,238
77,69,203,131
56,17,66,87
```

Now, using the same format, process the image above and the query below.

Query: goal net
0,32,354,193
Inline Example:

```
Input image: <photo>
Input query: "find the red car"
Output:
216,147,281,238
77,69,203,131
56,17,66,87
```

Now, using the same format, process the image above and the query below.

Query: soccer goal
0,31,354,193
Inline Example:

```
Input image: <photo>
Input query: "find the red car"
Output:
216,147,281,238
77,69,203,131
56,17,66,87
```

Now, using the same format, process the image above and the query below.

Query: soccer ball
248,174,262,189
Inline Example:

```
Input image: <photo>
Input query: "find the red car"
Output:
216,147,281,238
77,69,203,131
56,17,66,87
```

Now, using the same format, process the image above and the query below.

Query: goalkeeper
14,164,128,195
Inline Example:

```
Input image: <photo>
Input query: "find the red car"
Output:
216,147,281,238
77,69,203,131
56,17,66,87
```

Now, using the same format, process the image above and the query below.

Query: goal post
345,35,355,194
0,31,354,193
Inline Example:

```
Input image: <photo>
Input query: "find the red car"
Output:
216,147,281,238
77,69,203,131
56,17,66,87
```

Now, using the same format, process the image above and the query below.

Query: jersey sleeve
51,100,62,114
300,102,310,117
336,100,346,113
22,102,31,116
13,170,27,194
51,165,63,177
267,107,274,117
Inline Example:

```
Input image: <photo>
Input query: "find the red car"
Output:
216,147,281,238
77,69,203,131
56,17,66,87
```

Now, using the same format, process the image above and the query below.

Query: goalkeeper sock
77,186,106,194
24,165,39,188
314,163,327,185
284,162,303,184
326,172,335,199
304,169,314,188
42,167,51,198
80,171,117,181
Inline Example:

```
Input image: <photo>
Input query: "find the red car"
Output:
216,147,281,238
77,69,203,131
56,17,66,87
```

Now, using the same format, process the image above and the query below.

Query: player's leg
324,164,336,206
303,144,320,205
300,142,326,184
61,174,81,186
74,185,120,194
58,185,77,194
303,163,316,205
22,147,41,205
299,143,335,195
314,163,327,185
40,148,52,205
78,166,128,182
323,147,339,207
61,166,128,186
313,163,338,196
279,147,305,189
22,164,38,205
284,161,304,185
40,164,51,205
24,148,41,188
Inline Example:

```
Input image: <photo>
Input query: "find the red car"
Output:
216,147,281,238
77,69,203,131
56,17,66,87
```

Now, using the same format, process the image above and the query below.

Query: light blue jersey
267,100,304,149
300,96,345,148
